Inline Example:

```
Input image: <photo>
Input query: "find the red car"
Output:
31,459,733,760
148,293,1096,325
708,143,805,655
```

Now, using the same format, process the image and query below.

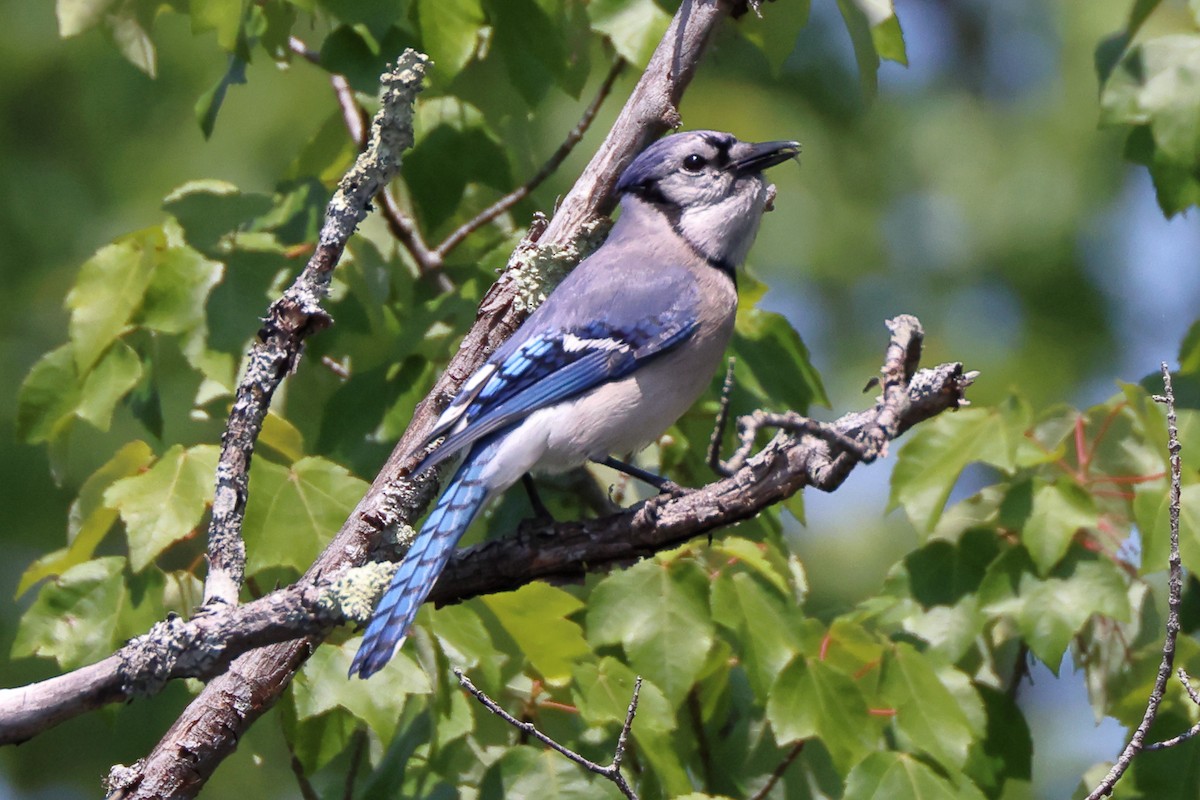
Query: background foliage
3,0,1200,798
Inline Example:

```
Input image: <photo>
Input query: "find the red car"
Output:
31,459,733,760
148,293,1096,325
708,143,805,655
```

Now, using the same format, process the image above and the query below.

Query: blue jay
350,130,799,678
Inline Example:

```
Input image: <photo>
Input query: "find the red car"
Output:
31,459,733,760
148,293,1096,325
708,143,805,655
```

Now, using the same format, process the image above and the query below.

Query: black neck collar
626,185,737,279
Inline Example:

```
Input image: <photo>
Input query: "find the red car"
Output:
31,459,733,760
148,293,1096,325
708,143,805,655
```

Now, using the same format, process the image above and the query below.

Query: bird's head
615,130,800,269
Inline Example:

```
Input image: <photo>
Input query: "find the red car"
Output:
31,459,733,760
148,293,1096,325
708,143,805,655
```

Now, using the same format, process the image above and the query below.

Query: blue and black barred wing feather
416,313,699,474
349,435,503,678
350,307,699,679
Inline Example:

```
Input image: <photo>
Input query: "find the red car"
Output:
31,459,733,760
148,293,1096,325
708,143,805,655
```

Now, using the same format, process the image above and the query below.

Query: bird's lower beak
732,140,801,175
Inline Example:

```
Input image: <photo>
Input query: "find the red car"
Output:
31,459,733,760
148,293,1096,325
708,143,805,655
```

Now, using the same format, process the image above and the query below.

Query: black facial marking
702,133,733,166
630,180,674,207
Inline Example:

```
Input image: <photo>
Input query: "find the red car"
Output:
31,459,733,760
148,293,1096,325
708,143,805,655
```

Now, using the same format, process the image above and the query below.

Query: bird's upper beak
731,139,801,175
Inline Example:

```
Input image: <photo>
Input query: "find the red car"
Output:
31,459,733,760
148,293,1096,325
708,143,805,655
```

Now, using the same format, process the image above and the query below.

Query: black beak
732,140,801,175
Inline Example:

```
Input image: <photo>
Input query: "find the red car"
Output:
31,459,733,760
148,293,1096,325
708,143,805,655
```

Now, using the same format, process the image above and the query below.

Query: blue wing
416,313,699,474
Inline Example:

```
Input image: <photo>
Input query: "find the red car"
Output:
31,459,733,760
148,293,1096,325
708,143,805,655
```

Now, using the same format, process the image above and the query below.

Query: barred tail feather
350,445,495,678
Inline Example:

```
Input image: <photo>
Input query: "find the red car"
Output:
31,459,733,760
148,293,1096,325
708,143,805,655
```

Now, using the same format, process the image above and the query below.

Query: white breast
475,269,737,492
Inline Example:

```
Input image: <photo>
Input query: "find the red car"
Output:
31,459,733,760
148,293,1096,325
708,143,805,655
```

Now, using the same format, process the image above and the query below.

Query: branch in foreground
1085,363,1184,799
456,670,641,800
0,313,964,759
0,315,972,753
200,51,429,608
108,3,734,796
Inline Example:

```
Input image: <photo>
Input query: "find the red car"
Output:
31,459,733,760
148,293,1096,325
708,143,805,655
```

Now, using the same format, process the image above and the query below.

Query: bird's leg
596,456,687,496
521,473,556,522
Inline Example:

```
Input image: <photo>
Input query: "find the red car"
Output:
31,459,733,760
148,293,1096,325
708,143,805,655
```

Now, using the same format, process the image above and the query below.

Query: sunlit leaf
880,643,978,770
844,751,987,800
76,341,142,431
107,7,156,76
17,441,155,598
279,700,358,774
16,345,81,445
417,0,484,80
13,557,125,669
66,232,158,373
430,603,501,686
294,637,430,744
740,0,811,73
191,0,243,52
1135,483,1200,575
259,412,306,463
483,746,624,799
891,404,1029,533
981,555,1131,668
767,656,878,774
572,657,674,733
587,0,671,68
710,571,800,697
1102,34,1200,215
732,305,827,414
57,0,117,37
1020,479,1097,575
139,241,224,336
587,558,713,707
243,456,367,575
105,444,220,571
712,536,791,596
483,582,590,686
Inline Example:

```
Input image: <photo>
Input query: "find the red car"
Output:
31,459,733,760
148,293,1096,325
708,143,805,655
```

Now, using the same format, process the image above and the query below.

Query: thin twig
433,59,626,259
287,38,368,146
342,727,367,800
455,670,640,799
687,688,714,790
1143,669,1200,751
288,35,448,286
1145,721,1200,751
1179,668,1200,705
379,189,450,288
718,409,870,476
1085,363,1184,798
707,358,737,476
710,318,931,478
331,72,367,147
748,741,806,800
283,730,320,800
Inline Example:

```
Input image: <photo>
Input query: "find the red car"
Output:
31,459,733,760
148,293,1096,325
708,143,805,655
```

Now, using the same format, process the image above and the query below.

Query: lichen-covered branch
201,51,429,608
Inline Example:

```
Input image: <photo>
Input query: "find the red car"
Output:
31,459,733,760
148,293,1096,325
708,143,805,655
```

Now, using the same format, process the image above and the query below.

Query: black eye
682,153,706,171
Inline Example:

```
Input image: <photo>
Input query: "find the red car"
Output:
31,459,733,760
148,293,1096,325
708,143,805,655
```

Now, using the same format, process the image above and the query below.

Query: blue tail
349,443,496,678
